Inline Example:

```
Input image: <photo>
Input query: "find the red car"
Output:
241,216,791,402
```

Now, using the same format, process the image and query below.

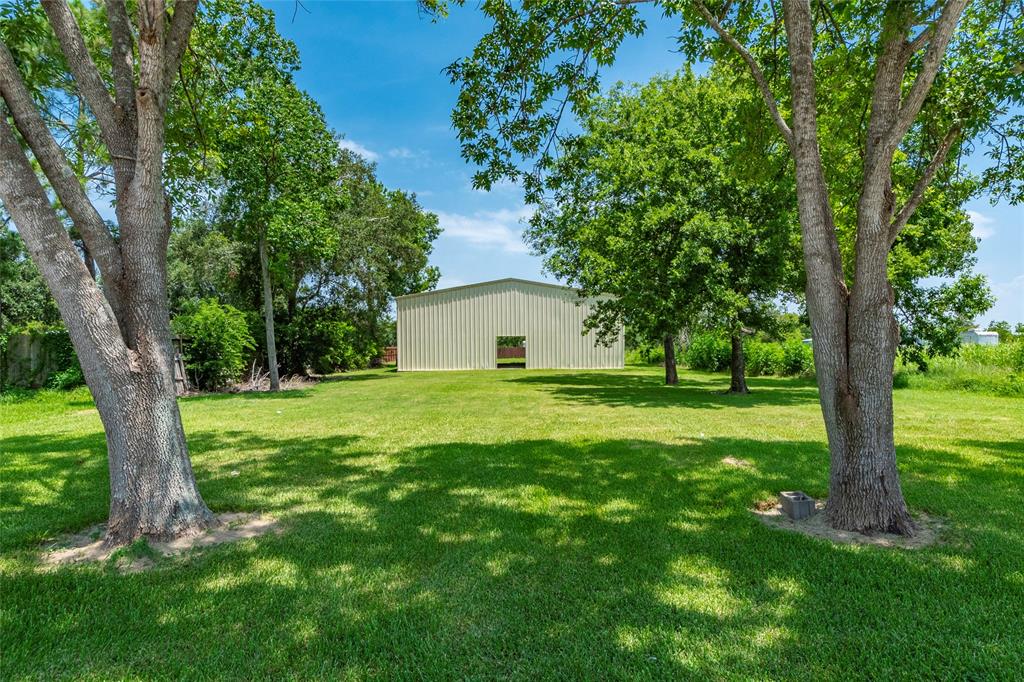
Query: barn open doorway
496,336,526,369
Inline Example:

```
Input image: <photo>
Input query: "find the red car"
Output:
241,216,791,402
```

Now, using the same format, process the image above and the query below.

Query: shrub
279,309,372,375
780,339,814,376
173,300,255,390
745,341,784,376
626,343,667,366
47,364,85,390
897,340,1024,397
960,340,1024,372
685,333,730,372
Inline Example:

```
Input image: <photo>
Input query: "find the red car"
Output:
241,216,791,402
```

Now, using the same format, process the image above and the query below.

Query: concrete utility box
395,278,624,371
780,491,816,520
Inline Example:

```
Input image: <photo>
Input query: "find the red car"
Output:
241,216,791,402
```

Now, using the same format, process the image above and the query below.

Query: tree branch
0,42,124,282
0,114,128,359
164,0,199,95
888,126,960,242
693,0,794,148
891,0,969,144
104,0,137,122
40,1,121,143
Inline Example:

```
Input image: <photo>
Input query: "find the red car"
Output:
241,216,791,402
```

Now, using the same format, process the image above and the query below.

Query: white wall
960,330,1000,346
396,279,624,371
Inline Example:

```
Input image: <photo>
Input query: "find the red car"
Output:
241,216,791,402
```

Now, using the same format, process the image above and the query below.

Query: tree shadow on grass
954,438,1024,462
182,387,317,403
0,432,108,550
508,371,820,409
3,430,1023,678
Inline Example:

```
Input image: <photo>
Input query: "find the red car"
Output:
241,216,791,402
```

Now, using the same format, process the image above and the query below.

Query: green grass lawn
2,366,1023,679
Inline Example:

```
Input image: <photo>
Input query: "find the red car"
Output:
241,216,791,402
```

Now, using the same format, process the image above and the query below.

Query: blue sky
261,0,1024,325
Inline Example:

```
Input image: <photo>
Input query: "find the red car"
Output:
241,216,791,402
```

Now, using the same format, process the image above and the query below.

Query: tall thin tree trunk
728,333,749,394
258,234,280,391
663,334,678,385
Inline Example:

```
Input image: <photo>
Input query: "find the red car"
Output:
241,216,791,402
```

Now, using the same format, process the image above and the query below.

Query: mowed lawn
2,366,1023,680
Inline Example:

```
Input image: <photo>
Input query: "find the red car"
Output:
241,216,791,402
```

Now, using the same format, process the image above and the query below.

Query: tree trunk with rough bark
0,1,212,546
702,0,966,536
728,334,749,394
663,334,678,385
258,234,281,391
779,0,933,535
97,336,213,546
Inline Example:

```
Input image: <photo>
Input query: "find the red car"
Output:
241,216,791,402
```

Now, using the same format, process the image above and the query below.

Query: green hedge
278,308,377,375
684,333,814,378
684,334,731,372
625,344,667,366
173,300,255,390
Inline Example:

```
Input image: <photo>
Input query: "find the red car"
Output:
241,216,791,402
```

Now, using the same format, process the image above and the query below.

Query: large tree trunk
97,347,212,546
0,0,210,547
0,116,212,547
258,234,281,391
699,0,965,536
782,0,914,535
663,334,678,385
728,333,749,394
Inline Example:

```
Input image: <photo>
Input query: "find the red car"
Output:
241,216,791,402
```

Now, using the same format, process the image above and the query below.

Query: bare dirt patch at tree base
40,512,279,572
753,500,942,549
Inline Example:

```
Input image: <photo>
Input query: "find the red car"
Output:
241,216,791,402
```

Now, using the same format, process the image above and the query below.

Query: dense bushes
684,334,731,372
625,343,667,366
278,309,373,375
896,341,1024,396
681,333,814,377
173,300,255,390
745,341,784,376
780,339,815,376
679,331,1020,394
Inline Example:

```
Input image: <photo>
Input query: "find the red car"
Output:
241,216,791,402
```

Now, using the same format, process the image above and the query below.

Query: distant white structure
960,329,999,346
396,278,624,371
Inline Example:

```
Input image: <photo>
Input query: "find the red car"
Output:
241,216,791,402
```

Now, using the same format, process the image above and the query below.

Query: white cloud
967,210,996,240
434,207,533,254
338,138,379,161
388,147,416,159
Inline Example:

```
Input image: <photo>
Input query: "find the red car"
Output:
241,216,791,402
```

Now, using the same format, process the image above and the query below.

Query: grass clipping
40,512,279,573
753,499,942,550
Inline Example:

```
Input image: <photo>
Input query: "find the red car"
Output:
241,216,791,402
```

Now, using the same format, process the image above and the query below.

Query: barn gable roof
394,277,578,301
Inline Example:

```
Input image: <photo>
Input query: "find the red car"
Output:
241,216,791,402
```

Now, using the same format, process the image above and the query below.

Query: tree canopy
528,69,799,387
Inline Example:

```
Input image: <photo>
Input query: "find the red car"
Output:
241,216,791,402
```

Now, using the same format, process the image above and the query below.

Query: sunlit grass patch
2,366,1022,678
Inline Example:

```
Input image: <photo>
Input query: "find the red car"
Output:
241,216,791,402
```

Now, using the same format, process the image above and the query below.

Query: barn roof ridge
394,277,577,300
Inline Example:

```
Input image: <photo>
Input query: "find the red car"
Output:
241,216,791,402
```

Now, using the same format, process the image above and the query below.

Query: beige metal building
396,278,624,371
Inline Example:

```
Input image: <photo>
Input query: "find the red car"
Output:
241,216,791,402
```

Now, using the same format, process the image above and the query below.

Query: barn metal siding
396,279,624,371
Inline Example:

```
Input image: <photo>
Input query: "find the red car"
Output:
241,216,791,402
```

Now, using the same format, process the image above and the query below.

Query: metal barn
395,278,624,371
